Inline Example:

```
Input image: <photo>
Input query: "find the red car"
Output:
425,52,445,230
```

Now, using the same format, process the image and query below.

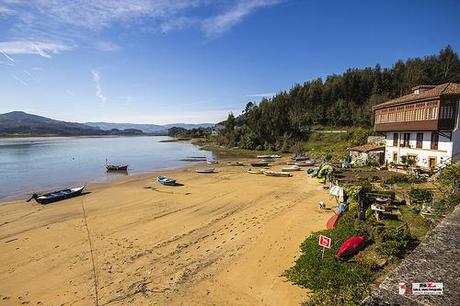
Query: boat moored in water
106,164,128,171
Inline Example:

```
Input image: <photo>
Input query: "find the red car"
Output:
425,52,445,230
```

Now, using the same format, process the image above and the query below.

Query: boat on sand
281,165,301,172
250,161,269,167
157,176,176,186
228,161,245,166
263,170,292,177
29,186,85,204
196,168,216,173
247,168,265,174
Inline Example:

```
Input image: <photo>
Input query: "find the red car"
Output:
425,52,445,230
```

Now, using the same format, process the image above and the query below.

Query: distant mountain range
85,122,215,133
0,111,215,137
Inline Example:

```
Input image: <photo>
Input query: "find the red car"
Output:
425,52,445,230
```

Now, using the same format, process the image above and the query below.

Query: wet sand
0,159,335,305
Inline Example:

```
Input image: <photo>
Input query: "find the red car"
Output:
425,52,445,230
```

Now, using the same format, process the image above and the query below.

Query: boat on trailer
29,186,85,204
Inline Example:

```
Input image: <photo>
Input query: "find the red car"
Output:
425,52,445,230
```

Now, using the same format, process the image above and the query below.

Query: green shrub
374,225,411,259
409,188,434,203
369,175,380,182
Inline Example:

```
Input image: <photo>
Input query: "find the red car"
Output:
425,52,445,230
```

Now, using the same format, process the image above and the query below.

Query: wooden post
321,246,325,260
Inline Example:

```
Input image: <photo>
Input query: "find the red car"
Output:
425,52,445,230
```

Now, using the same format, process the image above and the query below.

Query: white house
373,83,460,170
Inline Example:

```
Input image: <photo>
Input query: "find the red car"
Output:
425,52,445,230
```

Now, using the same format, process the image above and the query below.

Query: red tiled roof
347,144,385,152
373,82,460,110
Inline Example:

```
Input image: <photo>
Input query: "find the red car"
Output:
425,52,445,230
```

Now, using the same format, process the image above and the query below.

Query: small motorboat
207,160,219,164
251,161,269,167
263,170,292,177
326,214,341,229
28,186,85,204
106,164,128,171
196,168,215,173
157,176,176,186
281,165,301,172
337,236,366,258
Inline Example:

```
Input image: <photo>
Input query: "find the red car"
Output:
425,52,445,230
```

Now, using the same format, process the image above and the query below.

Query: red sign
319,235,331,249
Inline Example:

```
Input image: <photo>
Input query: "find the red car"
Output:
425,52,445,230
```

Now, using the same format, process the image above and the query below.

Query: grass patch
285,208,373,305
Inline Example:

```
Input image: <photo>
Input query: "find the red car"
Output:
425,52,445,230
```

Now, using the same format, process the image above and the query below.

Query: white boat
264,170,292,177
196,168,216,173
281,165,301,172
247,168,265,174
256,154,281,159
207,160,219,164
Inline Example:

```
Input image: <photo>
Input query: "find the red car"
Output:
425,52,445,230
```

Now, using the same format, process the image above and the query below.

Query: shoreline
0,157,334,305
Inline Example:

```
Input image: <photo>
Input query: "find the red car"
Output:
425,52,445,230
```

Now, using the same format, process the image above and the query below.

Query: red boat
326,214,341,229
337,236,366,258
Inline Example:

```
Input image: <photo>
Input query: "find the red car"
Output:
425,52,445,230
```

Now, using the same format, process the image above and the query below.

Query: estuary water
0,136,214,200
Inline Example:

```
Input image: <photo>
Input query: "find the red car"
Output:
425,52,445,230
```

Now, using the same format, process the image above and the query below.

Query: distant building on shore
373,83,460,170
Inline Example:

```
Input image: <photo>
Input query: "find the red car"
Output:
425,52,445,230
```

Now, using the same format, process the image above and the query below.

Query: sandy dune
0,160,335,306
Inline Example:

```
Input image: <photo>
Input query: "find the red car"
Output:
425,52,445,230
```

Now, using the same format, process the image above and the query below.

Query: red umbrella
337,236,366,258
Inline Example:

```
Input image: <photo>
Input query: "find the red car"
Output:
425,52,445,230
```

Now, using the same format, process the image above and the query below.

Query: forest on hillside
217,46,460,151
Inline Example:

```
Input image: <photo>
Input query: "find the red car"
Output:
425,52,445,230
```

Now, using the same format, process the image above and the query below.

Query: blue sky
0,0,459,124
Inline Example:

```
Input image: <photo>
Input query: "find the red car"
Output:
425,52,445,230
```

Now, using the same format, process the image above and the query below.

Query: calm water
0,136,215,200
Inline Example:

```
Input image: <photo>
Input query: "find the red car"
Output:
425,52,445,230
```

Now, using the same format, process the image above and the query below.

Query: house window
416,133,423,148
401,133,410,147
393,133,398,146
431,132,439,150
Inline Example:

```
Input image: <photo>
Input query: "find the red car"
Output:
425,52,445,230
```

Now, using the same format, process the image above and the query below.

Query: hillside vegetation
217,46,460,151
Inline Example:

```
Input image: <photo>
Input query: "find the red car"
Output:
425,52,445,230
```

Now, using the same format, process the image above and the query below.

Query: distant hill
0,111,105,136
85,122,215,133
0,111,215,137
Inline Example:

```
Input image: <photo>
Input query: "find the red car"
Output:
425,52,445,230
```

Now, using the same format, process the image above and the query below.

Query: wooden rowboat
29,186,85,204
247,168,265,174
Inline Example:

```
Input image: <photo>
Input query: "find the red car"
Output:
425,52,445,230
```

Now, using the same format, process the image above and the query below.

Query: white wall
452,99,460,161
384,131,453,168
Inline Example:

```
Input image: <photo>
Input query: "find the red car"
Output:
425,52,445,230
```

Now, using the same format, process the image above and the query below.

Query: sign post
318,235,332,259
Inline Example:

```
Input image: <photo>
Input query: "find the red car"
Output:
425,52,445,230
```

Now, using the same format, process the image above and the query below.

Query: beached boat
247,168,265,174
281,165,301,172
326,214,341,229
106,164,128,171
263,170,292,177
196,168,215,173
157,176,176,186
207,160,219,164
337,236,366,258
256,154,281,159
291,156,309,161
29,186,85,204
227,161,245,166
250,161,269,167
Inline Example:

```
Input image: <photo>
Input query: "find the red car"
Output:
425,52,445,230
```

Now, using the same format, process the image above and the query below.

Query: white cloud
0,40,73,58
95,41,120,51
202,0,283,36
0,6,14,15
1,1,284,42
91,69,107,104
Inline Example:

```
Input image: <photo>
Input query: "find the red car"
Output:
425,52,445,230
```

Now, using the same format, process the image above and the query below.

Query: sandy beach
0,159,335,306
